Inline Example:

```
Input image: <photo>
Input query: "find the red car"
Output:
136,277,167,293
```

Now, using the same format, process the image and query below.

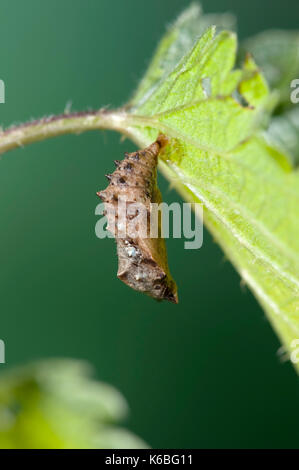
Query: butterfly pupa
97,135,178,303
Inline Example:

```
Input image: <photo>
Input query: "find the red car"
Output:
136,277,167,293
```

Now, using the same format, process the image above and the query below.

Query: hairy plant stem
0,108,190,212
0,108,146,155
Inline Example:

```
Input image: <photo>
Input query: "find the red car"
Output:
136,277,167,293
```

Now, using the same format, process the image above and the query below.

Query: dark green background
0,0,298,448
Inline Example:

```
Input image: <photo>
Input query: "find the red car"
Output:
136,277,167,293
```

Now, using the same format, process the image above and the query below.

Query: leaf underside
125,3,299,372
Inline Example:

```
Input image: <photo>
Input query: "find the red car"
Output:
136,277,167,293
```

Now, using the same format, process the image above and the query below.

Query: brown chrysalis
97,135,178,303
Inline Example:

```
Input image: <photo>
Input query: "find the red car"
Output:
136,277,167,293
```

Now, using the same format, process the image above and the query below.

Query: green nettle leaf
130,2,236,107
123,5,299,372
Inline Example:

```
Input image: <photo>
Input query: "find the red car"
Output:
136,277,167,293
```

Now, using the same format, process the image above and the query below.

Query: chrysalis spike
96,190,107,201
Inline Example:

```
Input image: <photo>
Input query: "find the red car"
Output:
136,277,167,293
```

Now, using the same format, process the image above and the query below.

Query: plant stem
0,108,136,155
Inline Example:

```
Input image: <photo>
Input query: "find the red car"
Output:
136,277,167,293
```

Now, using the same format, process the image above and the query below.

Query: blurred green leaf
242,29,299,167
266,107,299,167
0,359,147,449
241,30,299,109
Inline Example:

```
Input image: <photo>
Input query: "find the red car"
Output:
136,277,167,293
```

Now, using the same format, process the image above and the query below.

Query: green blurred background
0,0,298,449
